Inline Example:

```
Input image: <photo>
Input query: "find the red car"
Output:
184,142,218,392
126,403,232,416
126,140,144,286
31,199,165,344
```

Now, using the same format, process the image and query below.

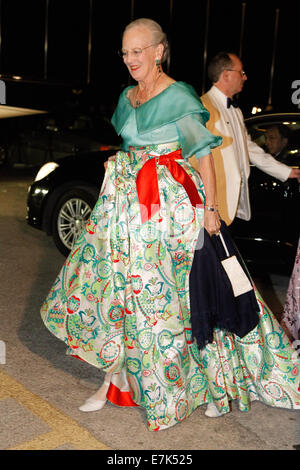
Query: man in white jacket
201,52,300,226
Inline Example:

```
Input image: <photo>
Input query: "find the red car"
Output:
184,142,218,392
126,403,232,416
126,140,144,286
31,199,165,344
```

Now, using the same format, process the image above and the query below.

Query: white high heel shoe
205,402,222,418
79,380,110,412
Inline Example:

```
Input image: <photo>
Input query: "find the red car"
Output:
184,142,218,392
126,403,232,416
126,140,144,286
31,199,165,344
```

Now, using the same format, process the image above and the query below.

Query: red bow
136,149,203,223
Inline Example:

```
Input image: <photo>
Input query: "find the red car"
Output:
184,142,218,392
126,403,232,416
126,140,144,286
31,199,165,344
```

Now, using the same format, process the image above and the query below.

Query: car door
235,114,300,267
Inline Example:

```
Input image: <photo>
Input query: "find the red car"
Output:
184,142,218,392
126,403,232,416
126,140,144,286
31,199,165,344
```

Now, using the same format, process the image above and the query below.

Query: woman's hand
204,209,221,236
195,153,220,236
104,155,116,170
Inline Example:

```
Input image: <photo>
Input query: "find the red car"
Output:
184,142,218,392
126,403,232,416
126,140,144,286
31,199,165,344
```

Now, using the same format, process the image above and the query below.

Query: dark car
0,105,47,166
231,112,300,271
3,106,121,169
27,112,300,269
26,149,115,256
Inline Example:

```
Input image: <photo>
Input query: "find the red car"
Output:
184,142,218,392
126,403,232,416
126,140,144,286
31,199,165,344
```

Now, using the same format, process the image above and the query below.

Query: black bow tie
227,97,239,108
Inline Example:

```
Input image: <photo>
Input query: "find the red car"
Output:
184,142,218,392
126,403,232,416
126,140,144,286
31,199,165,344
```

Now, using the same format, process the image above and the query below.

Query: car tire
52,187,97,257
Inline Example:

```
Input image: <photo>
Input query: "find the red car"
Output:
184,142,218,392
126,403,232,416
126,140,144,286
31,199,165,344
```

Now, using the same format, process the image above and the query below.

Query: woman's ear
156,43,164,62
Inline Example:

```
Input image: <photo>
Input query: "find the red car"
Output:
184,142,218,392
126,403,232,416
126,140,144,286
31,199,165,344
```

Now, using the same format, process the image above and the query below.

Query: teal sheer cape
111,81,222,160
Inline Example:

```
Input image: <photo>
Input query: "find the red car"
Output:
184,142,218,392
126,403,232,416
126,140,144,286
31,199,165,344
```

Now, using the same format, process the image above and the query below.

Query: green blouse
111,81,222,160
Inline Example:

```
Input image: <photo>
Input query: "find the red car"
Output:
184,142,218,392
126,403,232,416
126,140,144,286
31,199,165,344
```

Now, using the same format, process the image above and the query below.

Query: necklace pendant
136,100,141,107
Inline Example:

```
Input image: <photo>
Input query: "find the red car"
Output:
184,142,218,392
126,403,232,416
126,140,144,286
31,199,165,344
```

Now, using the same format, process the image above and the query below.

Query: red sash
136,149,202,223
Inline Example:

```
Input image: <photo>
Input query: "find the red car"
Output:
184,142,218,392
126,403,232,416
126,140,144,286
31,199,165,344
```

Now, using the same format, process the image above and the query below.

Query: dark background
0,0,298,117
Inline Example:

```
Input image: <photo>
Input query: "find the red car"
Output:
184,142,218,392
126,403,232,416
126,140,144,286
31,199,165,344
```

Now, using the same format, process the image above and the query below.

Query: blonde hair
123,18,169,63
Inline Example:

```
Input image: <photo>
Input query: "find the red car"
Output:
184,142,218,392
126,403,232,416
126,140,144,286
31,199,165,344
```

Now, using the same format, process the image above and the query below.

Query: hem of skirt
70,354,84,361
68,352,112,371
106,383,139,407
70,354,139,407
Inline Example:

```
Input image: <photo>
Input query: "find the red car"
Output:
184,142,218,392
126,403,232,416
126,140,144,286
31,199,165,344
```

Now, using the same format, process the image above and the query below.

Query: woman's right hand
204,209,221,236
104,155,116,170
196,153,220,236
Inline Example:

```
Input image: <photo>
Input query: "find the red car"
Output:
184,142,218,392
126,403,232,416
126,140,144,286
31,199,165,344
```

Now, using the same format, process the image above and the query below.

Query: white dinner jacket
200,86,291,225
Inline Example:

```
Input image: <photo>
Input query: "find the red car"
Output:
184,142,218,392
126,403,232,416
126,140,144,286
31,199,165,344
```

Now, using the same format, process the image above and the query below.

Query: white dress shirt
208,86,291,220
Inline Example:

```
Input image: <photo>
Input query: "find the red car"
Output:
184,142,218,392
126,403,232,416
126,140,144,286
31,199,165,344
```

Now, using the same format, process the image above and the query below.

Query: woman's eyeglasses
118,44,156,59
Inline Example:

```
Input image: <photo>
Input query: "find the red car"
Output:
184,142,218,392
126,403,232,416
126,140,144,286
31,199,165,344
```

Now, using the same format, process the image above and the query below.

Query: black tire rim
57,197,92,250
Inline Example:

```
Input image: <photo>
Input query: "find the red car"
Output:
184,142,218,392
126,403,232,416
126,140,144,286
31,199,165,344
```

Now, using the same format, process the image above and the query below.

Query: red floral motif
131,274,143,294
67,295,80,314
86,219,96,234
86,293,95,302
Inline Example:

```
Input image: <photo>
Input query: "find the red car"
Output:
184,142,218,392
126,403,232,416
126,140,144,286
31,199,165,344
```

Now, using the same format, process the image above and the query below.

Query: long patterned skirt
41,142,300,431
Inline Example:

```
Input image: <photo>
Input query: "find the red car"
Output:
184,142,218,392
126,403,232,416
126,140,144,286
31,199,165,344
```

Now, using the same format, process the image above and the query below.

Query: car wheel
52,188,97,256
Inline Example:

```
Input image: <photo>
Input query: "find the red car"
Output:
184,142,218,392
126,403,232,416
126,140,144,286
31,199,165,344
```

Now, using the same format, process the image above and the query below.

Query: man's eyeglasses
118,44,157,59
225,69,247,77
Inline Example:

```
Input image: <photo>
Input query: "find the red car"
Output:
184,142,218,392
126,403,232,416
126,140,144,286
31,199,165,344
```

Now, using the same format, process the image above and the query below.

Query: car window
67,115,92,131
246,116,300,166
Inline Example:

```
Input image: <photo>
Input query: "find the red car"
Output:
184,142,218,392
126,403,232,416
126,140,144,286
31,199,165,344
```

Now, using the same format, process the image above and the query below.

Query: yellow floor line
0,368,110,450
9,431,69,451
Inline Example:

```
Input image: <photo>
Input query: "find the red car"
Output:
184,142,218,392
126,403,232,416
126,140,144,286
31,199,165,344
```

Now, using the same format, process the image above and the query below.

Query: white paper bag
218,233,253,297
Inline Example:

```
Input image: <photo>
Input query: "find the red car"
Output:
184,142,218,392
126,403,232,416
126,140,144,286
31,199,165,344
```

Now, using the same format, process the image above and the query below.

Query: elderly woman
41,18,300,431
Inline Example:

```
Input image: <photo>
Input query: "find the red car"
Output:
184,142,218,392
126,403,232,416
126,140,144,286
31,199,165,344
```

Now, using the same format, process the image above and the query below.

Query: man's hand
288,168,300,182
